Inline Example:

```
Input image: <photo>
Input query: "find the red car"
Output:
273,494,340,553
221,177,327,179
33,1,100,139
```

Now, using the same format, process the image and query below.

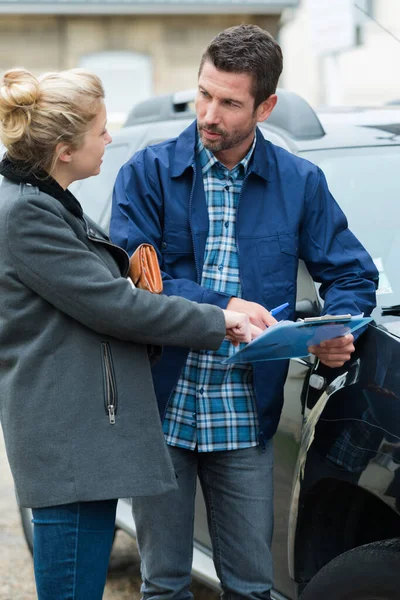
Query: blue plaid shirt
163,137,259,452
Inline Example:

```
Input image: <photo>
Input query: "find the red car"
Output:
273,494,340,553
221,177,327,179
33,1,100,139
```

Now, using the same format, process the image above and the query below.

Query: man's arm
300,167,378,367
111,153,231,308
7,193,227,350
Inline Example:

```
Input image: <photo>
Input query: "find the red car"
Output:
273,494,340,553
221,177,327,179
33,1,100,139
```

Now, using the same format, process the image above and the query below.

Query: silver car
20,90,400,600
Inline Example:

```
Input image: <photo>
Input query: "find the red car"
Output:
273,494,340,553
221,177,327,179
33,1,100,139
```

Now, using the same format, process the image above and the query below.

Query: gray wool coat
0,178,226,508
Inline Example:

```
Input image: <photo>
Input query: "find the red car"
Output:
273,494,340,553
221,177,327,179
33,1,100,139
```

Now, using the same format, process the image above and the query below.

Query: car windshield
300,146,400,324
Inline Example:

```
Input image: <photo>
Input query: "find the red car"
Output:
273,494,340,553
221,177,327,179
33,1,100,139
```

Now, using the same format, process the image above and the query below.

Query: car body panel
288,322,400,593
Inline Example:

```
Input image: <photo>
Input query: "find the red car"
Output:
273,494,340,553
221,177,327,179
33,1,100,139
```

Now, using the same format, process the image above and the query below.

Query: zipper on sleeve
101,342,118,424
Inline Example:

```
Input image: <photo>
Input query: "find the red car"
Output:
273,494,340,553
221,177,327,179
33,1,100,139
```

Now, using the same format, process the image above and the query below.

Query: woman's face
69,101,112,181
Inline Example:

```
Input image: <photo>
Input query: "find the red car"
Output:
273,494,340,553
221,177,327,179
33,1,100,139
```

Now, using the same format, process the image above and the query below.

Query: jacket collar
171,121,198,177
171,120,275,182
0,155,83,218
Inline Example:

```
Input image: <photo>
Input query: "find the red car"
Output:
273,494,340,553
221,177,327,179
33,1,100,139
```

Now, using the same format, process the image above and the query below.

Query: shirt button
161,241,167,250
218,264,223,271
199,387,204,395
192,412,196,418
224,221,229,228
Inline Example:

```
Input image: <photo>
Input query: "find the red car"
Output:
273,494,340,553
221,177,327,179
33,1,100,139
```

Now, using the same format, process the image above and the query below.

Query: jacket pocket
161,229,193,255
101,342,118,424
256,233,298,292
278,233,298,257
161,229,195,279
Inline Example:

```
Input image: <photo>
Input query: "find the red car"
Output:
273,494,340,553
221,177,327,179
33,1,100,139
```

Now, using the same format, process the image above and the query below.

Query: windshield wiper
381,305,400,317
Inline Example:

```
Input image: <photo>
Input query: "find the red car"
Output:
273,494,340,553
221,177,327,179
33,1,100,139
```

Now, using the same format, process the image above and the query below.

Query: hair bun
0,68,40,144
1,68,39,109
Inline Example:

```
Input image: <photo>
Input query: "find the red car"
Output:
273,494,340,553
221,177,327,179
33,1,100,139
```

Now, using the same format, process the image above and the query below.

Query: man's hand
227,297,277,329
308,334,355,368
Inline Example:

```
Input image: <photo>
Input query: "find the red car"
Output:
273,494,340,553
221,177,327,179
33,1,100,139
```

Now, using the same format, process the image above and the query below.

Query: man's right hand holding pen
223,298,290,347
227,297,279,330
224,297,289,346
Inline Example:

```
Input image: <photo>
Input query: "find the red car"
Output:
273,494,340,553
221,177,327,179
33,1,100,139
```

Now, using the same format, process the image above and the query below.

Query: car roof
294,122,400,152
317,105,400,125
121,89,400,153
123,88,326,142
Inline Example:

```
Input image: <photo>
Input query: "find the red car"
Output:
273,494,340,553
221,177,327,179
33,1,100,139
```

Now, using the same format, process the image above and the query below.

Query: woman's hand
222,310,263,346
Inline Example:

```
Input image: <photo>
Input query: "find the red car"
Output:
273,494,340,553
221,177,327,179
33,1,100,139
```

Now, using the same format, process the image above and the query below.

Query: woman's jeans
32,499,117,600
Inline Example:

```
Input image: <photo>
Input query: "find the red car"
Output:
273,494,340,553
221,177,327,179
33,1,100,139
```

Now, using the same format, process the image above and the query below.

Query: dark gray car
20,90,400,600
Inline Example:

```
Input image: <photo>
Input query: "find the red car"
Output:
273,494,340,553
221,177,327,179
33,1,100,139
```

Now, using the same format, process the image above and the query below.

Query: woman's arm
7,192,229,350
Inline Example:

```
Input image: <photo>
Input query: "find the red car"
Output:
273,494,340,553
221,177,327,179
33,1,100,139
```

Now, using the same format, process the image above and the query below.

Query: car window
73,143,131,223
301,146,400,322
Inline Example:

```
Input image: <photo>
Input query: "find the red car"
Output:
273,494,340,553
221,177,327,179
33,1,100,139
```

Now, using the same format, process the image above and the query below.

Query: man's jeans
32,499,117,599
131,443,274,600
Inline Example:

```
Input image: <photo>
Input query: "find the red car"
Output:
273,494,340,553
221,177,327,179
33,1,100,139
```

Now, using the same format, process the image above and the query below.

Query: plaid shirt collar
196,135,256,178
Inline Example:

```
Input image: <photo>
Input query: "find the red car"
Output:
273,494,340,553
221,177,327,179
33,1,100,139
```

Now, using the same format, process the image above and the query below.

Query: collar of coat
171,120,275,182
0,155,83,219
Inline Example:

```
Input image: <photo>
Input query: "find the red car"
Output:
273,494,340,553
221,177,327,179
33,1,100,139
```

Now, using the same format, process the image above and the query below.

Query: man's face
196,60,264,154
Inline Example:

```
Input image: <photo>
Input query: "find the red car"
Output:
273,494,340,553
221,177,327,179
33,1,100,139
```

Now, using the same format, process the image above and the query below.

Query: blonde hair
0,68,105,174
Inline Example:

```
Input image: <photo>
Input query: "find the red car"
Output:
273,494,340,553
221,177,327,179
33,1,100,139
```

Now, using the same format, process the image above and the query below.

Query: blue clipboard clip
299,313,352,324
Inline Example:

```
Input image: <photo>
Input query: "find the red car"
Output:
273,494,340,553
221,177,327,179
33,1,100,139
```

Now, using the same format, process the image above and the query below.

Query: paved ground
0,431,219,600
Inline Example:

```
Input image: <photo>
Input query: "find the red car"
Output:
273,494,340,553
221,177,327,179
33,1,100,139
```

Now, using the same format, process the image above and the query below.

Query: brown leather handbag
129,243,163,294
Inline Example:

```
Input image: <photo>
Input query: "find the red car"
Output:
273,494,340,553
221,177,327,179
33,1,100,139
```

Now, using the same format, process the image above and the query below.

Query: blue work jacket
111,121,378,443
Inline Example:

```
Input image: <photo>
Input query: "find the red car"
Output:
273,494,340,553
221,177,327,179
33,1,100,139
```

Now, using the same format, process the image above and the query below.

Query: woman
0,68,257,599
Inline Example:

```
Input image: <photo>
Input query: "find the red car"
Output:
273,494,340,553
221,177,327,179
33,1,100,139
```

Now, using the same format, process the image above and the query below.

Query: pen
270,302,289,317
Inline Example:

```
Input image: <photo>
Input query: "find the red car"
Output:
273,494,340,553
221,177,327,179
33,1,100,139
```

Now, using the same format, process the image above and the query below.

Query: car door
272,262,320,598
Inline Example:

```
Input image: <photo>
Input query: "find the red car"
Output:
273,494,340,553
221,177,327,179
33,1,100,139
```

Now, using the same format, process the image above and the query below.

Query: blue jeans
32,499,117,600
131,443,274,600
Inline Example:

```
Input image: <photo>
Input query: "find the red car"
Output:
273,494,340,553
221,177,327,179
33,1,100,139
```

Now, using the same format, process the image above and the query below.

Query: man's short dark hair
198,24,283,109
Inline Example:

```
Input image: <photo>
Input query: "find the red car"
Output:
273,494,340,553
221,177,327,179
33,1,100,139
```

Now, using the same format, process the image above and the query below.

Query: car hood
378,320,400,341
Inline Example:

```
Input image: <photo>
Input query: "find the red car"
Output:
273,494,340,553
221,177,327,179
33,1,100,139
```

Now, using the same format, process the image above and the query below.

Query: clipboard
223,314,372,365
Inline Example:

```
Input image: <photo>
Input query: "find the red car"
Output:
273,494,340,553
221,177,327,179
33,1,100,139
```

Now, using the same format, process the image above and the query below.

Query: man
111,25,378,600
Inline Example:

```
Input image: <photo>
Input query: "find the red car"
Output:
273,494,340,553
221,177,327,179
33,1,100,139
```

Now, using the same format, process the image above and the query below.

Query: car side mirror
294,299,319,320
292,299,319,370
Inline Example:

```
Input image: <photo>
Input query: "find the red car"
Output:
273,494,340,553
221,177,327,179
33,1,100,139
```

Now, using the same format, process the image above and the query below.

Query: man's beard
197,121,256,153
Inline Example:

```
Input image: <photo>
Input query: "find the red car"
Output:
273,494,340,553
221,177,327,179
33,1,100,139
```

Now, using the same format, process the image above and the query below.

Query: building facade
280,0,400,107
0,0,298,123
